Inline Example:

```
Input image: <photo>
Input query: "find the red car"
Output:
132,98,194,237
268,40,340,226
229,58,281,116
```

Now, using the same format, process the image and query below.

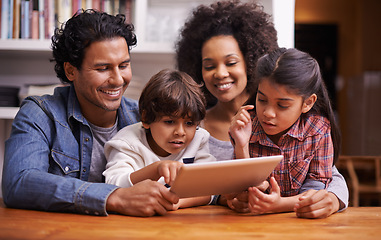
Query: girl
229,48,342,215
103,69,216,209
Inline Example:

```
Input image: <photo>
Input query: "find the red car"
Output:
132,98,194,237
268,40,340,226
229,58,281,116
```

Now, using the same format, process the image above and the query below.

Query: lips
216,82,233,90
263,121,276,127
169,140,185,149
100,88,121,97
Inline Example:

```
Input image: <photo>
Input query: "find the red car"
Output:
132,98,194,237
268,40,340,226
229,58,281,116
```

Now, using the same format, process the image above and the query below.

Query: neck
212,94,249,119
84,109,118,128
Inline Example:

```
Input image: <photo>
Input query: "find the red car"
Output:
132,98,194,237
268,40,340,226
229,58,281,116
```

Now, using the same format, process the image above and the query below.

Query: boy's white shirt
103,122,216,188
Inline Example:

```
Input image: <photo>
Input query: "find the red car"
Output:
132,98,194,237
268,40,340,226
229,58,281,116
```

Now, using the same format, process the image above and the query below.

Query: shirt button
83,168,86,172
85,138,89,142
65,166,70,172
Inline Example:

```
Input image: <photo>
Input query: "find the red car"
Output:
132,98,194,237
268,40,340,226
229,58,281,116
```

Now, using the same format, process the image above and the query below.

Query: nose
109,67,126,86
174,123,186,136
213,65,229,79
263,106,276,119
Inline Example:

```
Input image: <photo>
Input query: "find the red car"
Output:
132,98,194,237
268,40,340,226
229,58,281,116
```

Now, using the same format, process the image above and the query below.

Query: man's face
67,37,132,125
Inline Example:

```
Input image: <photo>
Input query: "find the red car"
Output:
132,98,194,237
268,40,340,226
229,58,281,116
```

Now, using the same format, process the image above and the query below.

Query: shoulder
111,122,144,141
120,97,138,109
17,86,70,122
300,113,331,138
118,97,140,126
195,127,211,139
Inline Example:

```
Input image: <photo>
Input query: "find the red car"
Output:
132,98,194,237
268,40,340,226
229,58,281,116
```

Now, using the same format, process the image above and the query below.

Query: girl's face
142,115,198,157
256,78,316,144
201,35,249,103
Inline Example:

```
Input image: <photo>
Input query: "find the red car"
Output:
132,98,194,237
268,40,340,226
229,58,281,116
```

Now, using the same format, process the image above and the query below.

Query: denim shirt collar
67,85,87,125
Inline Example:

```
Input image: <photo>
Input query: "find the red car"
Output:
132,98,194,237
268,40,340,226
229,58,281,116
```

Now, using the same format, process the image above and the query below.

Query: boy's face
142,115,198,157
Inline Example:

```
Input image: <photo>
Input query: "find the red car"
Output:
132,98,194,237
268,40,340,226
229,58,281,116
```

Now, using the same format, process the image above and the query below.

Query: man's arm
2,100,116,215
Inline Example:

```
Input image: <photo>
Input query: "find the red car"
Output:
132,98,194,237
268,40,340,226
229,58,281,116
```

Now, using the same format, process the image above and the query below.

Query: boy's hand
157,160,184,186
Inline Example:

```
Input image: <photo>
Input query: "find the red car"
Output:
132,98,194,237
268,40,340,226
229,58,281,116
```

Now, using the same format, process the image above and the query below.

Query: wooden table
1,201,380,240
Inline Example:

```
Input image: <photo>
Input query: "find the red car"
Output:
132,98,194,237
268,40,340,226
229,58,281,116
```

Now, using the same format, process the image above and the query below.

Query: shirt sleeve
103,138,144,188
193,128,216,163
327,165,349,211
2,101,117,216
306,129,334,185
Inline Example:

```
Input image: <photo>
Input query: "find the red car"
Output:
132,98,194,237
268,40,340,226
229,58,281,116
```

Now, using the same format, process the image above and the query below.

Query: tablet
170,155,283,198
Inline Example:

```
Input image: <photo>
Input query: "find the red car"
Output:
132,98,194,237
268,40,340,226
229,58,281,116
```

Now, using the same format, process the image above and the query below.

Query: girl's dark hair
248,48,341,163
139,69,206,124
175,0,278,107
51,9,137,83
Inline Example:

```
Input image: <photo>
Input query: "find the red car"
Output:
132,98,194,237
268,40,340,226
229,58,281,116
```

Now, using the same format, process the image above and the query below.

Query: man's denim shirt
2,85,139,215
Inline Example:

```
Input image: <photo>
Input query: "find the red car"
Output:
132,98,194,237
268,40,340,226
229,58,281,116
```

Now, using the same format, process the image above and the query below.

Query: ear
141,111,150,130
302,94,317,113
64,62,77,82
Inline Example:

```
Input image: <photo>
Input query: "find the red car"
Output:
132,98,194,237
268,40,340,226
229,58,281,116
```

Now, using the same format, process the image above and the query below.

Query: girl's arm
229,105,255,159
293,166,348,218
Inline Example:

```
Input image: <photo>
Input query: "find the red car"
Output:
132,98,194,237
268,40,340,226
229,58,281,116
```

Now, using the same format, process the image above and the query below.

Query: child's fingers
241,105,255,111
269,177,281,195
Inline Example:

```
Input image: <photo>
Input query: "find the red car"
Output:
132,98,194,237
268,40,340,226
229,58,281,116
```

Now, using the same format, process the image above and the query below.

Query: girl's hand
294,189,340,219
248,177,282,215
157,160,184,186
222,180,270,213
229,105,254,149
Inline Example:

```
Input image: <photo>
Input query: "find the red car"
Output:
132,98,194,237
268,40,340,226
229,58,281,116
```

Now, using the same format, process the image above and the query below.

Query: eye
257,98,266,103
278,104,289,109
164,120,174,124
96,66,108,72
119,62,130,69
203,64,215,71
226,61,237,67
185,121,195,126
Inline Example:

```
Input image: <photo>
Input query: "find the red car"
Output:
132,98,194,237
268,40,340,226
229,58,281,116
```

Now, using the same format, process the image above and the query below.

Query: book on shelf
0,0,133,40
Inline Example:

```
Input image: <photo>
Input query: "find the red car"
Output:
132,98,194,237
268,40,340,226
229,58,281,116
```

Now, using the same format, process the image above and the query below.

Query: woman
175,0,348,218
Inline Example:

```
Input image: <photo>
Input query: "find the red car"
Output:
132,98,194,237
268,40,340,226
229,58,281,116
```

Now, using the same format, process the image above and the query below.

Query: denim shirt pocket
50,150,80,178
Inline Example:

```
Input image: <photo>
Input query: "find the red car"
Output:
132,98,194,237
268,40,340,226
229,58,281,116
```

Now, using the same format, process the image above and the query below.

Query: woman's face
201,35,248,103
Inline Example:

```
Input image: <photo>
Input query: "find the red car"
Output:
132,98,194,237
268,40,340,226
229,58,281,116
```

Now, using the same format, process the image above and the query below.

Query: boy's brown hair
139,69,206,124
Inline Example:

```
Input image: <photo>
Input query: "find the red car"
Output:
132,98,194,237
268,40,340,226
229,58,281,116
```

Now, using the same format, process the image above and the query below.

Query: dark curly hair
51,9,137,83
175,0,278,107
139,69,206,125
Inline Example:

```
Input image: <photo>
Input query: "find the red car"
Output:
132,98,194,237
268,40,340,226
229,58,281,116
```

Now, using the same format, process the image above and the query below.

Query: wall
295,0,381,155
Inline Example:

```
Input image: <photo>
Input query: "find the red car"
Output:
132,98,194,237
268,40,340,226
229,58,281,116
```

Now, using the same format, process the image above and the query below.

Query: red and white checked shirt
246,112,333,197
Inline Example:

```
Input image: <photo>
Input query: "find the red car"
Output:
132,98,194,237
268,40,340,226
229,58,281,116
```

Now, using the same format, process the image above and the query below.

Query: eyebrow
202,54,239,62
257,90,294,102
93,59,131,67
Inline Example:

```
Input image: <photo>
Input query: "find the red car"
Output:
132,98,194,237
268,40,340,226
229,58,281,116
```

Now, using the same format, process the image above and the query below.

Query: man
2,10,178,216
